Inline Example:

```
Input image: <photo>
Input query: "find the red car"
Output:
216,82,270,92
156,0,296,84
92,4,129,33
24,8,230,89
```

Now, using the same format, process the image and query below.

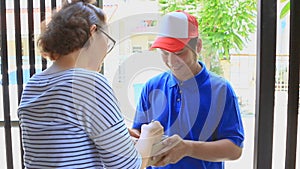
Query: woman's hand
135,121,164,168
139,121,164,142
128,128,140,139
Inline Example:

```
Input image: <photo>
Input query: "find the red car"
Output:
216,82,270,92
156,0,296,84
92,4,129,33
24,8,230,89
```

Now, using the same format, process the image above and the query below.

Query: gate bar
40,0,47,70
14,0,25,168
0,0,14,168
285,0,300,168
28,0,36,77
253,0,277,168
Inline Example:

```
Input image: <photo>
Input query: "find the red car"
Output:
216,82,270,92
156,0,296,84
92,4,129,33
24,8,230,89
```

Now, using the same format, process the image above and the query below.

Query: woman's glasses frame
97,27,116,54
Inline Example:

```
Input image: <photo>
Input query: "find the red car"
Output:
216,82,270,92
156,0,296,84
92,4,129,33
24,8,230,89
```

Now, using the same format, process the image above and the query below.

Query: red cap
151,10,199,52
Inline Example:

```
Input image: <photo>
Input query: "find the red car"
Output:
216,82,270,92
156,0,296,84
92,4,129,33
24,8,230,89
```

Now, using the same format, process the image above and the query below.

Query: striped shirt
18,68,141,169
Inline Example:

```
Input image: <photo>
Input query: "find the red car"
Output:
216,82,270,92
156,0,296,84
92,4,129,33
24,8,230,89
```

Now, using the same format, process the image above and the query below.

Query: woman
18,0,163,168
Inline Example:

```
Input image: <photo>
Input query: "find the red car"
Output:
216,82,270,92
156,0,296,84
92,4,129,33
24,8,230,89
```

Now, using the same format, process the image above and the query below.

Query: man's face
159,46,197,74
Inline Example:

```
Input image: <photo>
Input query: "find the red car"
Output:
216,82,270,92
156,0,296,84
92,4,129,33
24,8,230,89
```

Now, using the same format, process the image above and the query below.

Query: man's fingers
152,155,169,167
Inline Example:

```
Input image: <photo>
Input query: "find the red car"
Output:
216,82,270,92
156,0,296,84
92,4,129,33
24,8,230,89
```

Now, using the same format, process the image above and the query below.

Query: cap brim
150,37,190,52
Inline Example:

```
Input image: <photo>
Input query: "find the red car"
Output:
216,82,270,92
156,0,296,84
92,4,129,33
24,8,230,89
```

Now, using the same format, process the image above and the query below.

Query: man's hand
151,134,186,166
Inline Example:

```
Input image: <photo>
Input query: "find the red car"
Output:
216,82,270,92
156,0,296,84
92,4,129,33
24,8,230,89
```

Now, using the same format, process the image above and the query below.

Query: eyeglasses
98,28,116,54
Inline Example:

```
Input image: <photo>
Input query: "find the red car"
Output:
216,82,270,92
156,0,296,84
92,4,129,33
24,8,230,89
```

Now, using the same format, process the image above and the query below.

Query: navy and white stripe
18,68,141,169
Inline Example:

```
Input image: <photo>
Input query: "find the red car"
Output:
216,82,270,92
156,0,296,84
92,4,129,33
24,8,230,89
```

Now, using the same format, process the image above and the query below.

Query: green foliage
280,0,290,19
158,0,257,60
200,54,224,75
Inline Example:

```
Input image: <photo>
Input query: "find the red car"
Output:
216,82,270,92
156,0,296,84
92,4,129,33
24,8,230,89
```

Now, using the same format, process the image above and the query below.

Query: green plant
159,0,256,75
280,0,290,19
159,0,256,60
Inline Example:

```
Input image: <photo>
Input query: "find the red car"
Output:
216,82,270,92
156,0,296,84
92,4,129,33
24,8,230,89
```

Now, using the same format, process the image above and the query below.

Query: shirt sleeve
92,120,142,169
216,84,245,148
73,72,142,168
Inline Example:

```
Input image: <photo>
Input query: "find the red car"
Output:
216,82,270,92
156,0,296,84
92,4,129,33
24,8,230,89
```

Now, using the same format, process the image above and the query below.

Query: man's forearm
185,139,242,162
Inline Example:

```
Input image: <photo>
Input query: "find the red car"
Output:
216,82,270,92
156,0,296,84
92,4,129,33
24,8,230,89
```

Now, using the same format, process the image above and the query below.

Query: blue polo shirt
132,62,244,169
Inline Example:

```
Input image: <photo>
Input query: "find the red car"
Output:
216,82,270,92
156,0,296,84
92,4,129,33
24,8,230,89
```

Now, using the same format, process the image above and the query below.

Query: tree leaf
280,2,290,19
159,0,256,60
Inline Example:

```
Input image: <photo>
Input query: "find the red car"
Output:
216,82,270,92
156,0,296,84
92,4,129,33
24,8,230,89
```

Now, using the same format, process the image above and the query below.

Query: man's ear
196,38,202,53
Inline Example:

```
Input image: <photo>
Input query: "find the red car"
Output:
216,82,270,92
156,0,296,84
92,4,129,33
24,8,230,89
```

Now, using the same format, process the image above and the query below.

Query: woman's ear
90,24,97,35
196,38,202,53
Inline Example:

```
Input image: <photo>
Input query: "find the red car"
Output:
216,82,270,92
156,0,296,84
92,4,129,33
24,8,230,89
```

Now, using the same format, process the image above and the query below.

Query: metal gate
0,0,299,169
